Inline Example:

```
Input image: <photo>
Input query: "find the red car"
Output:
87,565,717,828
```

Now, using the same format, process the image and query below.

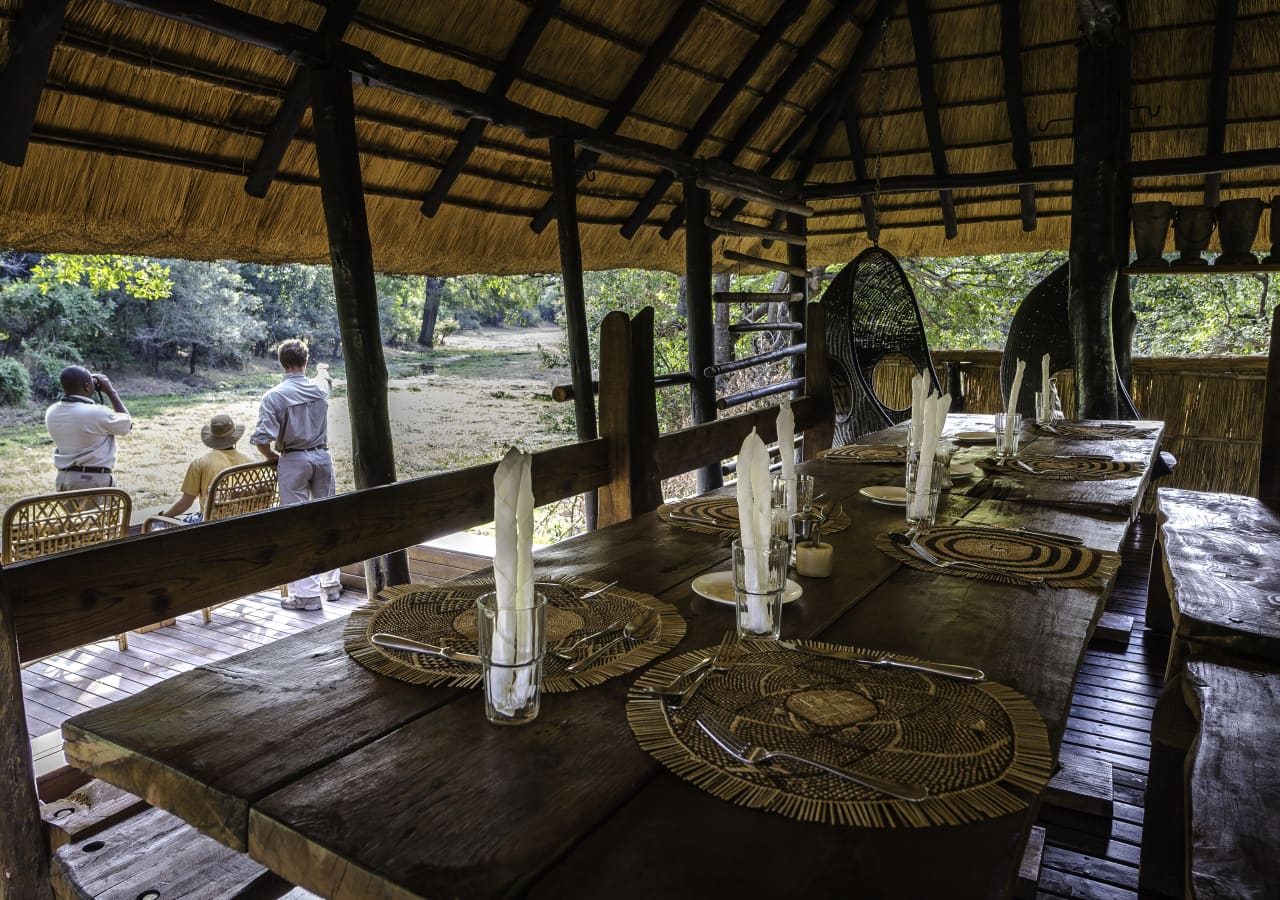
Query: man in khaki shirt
45,366,132,492
161,414,254,522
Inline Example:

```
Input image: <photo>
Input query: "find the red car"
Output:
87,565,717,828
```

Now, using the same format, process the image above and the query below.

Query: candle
795,541,834,578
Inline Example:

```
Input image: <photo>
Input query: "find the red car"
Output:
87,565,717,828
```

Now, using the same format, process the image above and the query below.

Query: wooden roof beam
420,0,559,218
841,105,880,242
905,0,957,239
0,0,69,167
658,0,865,239
1203,0,1238,206
244,0,360,198
528,0,706,234
104,0,798,200
618,1,805,240
999,0,1036,231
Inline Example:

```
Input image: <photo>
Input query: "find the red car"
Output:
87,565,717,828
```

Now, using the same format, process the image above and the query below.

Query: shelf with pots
1125,197,1279,274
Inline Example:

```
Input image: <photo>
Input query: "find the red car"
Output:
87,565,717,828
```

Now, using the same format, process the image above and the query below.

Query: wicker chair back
2,488,132,564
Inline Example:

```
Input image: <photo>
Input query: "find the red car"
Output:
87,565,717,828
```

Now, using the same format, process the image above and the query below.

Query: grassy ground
0,325,582,539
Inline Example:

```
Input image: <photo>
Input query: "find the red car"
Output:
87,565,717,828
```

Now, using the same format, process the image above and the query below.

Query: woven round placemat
819,444,908,464
978,454,1144,481
658,495,852,536
874,525,1121,588
344,576,685,692
627,638,1051,829
1036,422,1154,440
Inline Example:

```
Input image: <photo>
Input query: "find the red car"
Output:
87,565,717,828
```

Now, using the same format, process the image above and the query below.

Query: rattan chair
1000,261,1140,418
2,488,133,651
821,246,943,445
144,460,279,623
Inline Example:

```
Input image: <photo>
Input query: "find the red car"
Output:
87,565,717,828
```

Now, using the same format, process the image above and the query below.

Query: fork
889,532,1045,586
550,618,624,660
696,712,928,802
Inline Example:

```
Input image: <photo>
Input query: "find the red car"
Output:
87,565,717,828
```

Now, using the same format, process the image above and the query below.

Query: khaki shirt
45,396,132,470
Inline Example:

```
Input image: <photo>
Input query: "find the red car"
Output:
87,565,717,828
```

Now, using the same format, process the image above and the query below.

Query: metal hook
1130,103,1161,120
1035,115,1074,133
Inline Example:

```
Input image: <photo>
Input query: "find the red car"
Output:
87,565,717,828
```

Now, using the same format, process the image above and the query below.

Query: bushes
23,343,81,401
0,358,31,406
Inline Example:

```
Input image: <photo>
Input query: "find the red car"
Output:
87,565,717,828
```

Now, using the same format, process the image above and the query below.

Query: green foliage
134,261,264,373
1130,270,1273,355
0,279,112,356
442,274,557,327
376,274,426,347
23,343,82,401
0,357,31,406
32,254,172,300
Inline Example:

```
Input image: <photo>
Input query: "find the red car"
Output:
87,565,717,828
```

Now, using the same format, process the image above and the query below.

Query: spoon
566,607,660,673
551,618,625,660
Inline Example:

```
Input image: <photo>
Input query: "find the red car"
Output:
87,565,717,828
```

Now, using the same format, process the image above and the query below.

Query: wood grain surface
60,421,1163,899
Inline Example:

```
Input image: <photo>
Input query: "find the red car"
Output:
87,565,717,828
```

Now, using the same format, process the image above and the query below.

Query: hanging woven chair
821,246,942,445
1000,261,1140,419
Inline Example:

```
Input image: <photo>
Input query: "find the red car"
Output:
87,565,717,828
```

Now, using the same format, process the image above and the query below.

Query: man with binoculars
45,365,132,492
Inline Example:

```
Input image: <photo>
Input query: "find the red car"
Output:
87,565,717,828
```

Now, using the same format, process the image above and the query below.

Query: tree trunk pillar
684,178,722,492
309,51,410,587
418,276,443,348
1068,1,1128,419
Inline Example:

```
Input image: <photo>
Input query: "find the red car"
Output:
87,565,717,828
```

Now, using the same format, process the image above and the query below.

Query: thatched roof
0,0,1278,275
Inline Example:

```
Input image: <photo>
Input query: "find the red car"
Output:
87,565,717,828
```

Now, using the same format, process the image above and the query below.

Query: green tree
134,261,263,374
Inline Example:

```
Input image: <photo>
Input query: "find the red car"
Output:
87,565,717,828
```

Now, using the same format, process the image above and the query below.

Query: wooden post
684,178,721,491
1067,0,1127,419
628,307,664,515
0,597,52,898
550,135,600,530
0,0,68,167
802,303,833,460
787,213,807,397
309,49,410,588
596,311,632,528
1260,305,1280,505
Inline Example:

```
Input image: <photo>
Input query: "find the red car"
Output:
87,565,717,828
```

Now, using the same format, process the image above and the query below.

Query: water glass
1034,391,1050,426
770,473,814,542
905,459,944,533
934,440,956,490
732,537,789,640
994,413,1022,461
476,591,546,726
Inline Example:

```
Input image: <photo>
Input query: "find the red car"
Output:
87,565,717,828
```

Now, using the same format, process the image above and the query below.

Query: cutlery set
888,531,1046,586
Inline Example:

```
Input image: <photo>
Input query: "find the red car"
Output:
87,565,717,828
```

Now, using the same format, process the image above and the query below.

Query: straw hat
201,413,245,450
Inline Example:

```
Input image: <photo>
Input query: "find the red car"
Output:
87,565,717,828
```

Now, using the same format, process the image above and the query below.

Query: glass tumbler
994,413,1022,461
732,537,789,640
905,459,944,533
476,591,546,726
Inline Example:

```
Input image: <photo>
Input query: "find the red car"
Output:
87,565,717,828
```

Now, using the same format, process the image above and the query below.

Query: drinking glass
1034,391,1050,426
770,473,814,541
732,537,789,640
994,413,1022,461
905,459,944,533
934,440,956,490
476,591,546,725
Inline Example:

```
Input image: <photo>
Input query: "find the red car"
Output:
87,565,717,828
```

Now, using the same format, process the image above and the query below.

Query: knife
778,640,985,682
371,633,482,666
667,511,728,528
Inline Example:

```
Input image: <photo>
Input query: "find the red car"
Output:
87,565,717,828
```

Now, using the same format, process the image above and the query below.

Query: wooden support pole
244,0,359,197
704,344,806,378
618,1,804,239
802,303,834,460
595,311,632,528
684,179,721,492
722,250,808,278
550,135,599,529
906,0,958,239
1203,0,1238,206
0,0,68,167
1260,305,1280,505
705,216,806,245
0,598,52,898
627,307,664,516
999,0,1037,231
309,50,410,588
842,107,881,243
421,0,559,217
1067,0,1127,419
787,213,808,394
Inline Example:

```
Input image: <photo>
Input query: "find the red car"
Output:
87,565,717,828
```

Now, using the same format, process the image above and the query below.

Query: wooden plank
705,215,807,246
0,0,69,167
1090,612,1133,646
721,250,807,277
906,0,958,239
1260,304,1280,504
685,180,721,492
654,396,817,480
4,439,609,662
628,307,665,516
50,807,279,899
1000,0,1036,231
1201,0,1239,205
1044,754,1114,818
1016,825,1046,899
40,780,148,852
619,1,803,238
420,0,559,216
595,311,633,528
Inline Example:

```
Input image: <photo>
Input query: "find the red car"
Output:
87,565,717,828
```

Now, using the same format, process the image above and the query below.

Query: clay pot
1130,201,1173,267
1172,205,1215,267
1215,198,1265,266
1265,197,1280,264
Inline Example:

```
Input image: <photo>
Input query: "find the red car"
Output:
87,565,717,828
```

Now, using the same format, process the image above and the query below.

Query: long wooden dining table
62,414,1164,899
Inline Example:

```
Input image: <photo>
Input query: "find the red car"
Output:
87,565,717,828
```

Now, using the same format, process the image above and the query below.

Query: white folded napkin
490,447,536,711
1040,353,1052,422
908,380,952,519
777,400,795,515
737,429,775,633
1006,359,1027,446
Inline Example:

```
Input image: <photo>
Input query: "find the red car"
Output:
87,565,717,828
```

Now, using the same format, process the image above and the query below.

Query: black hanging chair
821,246,942,445
1000,261,1140,419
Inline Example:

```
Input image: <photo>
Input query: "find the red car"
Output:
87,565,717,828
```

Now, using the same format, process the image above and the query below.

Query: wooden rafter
841,104,880,242
528,0,705,234
103,0,795,200
658,0,864,240
1000,0,1036,231
1203,0,1239,205
619,1,805,239
420,0,559,217
0,0,69,167
244,0,360,198
905,0,957,239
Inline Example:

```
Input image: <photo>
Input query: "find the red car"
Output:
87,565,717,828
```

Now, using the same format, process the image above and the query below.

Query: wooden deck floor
22,520,1166,898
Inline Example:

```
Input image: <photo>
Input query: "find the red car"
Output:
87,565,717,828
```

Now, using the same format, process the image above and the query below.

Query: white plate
954,430,999,443
949,461,978,479
858,485,907,506
691,571,803,606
